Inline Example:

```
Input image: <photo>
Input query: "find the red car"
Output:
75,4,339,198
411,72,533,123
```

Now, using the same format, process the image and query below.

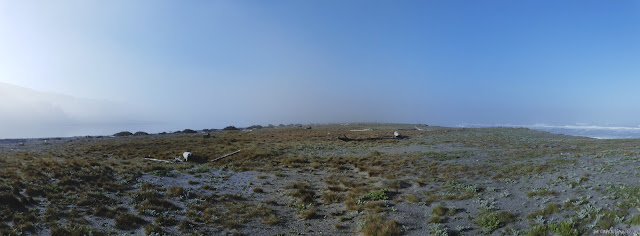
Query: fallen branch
415,126,424,131
211,150,241,162
350,128,372,132
337,135,403,142
143,157,175,163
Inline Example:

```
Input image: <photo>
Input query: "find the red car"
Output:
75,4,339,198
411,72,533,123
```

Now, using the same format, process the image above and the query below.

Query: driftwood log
337,135,405,142
143,150,241,164
338,129,409,142
211,150,241,162
350,128,372,132
143,156,182,163
143,158,173,163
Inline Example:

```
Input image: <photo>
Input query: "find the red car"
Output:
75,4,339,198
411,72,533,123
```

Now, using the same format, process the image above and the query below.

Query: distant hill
0,82,133,138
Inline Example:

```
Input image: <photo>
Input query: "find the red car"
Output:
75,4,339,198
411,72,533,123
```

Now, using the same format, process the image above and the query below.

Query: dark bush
0,193,23,209
114,131,133,137
145,224,164,235
133,131,149,136
182,129,197,134
223,126,240,131
114,213,147,229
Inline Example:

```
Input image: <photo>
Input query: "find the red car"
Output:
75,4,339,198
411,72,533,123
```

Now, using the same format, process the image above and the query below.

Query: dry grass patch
261,213,283,225
322,191,344,203
299,206,318,219
167,186,185,197
404,193,420,203
361,213,402,236
286,181,315,204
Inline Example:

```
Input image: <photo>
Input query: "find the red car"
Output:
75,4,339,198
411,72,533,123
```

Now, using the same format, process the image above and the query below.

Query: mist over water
528,125,640,139
459,124,640,139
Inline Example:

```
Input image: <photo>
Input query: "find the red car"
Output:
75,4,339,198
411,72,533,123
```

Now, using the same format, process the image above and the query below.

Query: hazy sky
1,1,640,138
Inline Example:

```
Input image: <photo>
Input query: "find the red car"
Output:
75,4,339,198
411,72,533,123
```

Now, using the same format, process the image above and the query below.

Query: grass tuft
114,213,147,229
432,204,457,216
474,210,515,233
361,213,402,236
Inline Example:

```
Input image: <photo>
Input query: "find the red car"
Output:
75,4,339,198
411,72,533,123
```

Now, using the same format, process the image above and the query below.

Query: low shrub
361,213,402,236
223,126,240,131
114,213,147,229
114,131,133,137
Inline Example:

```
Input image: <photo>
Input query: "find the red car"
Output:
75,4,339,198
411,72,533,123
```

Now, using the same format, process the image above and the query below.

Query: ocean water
526,124,640,139
460,124,640,139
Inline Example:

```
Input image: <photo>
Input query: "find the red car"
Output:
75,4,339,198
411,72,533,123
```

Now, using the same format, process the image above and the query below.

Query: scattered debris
143,152,206,163
143,156,175,163
337,135,402,142
350,128,372,132
211,150,241,162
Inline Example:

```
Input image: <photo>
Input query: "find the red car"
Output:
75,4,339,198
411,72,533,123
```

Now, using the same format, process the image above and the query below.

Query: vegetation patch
361,213,402,236
359,188,390,202
526,188,556,197
432,204,457,217
286,181,315,204
474,210,515,233
114,213,148,229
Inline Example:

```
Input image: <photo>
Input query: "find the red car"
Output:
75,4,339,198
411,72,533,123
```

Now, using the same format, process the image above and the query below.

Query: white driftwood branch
143,157,174,163
415,126,424,131
211,150,241,162
350,128,372,132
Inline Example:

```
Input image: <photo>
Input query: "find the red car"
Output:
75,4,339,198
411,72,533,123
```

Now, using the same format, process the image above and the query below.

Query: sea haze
528,124,640,139
460,124,640,139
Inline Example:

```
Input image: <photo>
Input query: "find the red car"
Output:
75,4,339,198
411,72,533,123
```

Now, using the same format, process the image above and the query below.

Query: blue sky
1,1,640,137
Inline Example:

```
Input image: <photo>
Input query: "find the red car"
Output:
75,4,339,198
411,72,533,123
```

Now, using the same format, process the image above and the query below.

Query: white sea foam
457,123,640,139
528,124,640,131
